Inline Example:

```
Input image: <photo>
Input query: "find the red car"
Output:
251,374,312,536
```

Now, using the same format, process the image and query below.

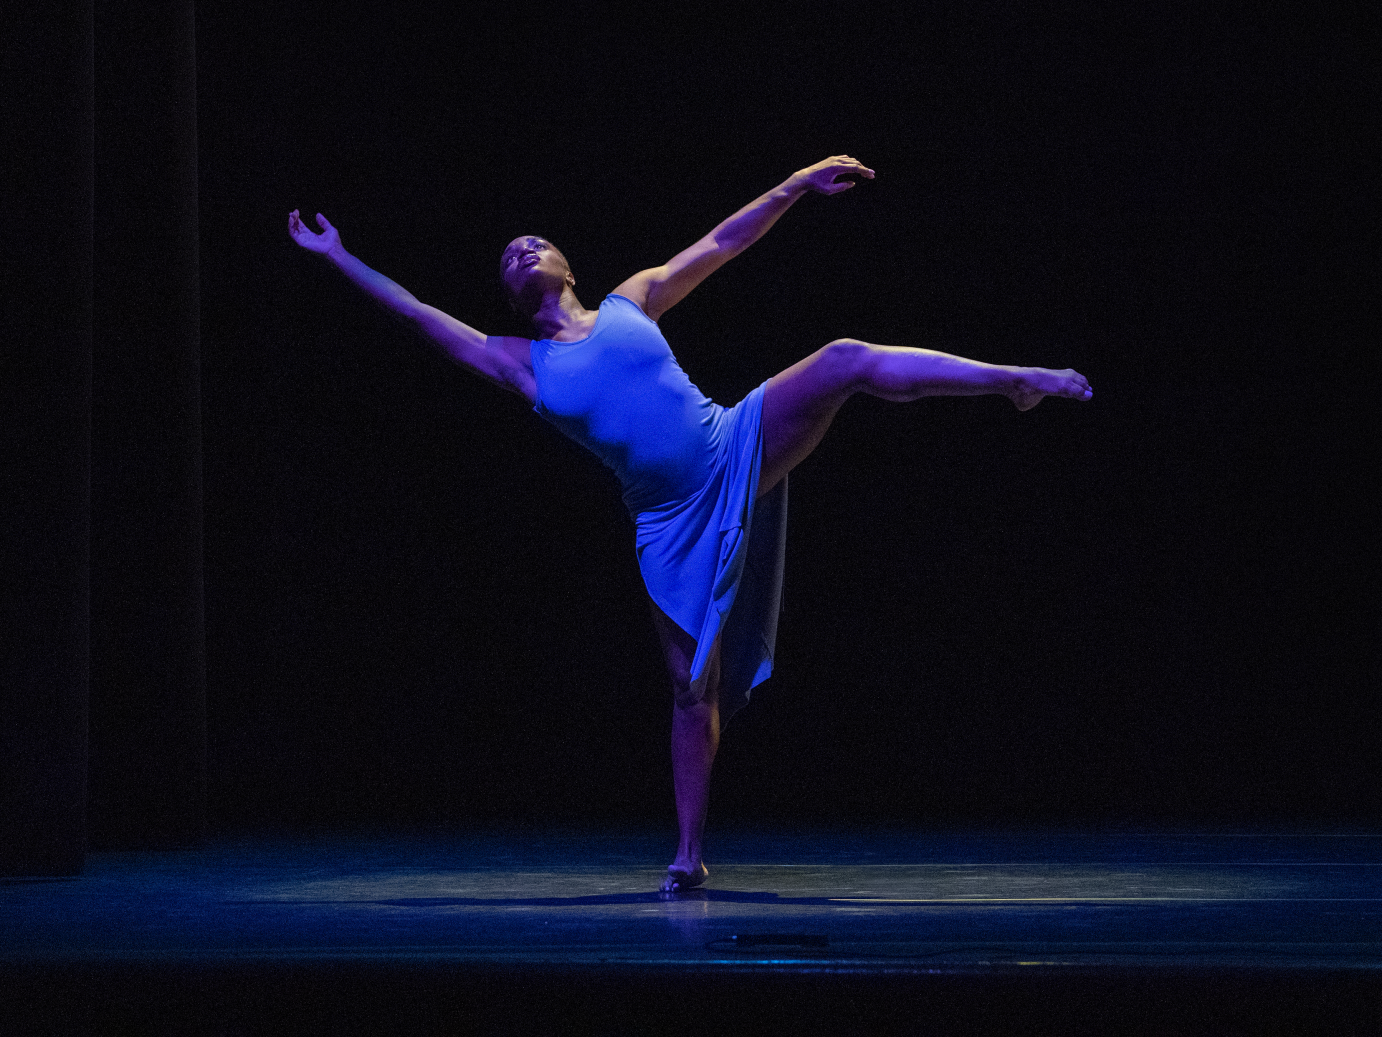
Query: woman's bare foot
661,859,709,893
1010,367,1093,411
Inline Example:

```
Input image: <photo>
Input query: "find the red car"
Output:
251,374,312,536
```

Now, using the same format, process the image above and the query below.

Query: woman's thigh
758,340,868,497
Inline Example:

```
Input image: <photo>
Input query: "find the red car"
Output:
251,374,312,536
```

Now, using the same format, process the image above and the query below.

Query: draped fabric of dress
530,294,787,721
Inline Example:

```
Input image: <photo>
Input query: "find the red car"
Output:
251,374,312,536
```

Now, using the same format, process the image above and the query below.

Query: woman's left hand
792,155,875,195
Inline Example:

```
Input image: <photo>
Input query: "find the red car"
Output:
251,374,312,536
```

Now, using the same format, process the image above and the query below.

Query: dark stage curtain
89,0,206,849
0,3,94,875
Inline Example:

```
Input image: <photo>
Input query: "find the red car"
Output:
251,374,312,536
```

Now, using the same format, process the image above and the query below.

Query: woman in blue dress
289,155,1092,892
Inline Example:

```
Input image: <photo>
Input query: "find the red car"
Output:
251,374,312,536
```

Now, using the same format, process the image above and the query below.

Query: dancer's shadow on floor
240,890,845,907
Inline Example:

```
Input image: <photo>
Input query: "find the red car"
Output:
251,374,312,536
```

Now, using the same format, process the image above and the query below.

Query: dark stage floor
4,828,1380,1034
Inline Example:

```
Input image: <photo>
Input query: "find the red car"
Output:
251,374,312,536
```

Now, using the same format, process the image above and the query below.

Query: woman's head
499,235,575,319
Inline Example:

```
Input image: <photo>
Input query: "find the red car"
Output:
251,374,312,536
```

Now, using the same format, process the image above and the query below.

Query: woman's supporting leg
649,599,721,892
643,341,1090,889
758,339,1092,496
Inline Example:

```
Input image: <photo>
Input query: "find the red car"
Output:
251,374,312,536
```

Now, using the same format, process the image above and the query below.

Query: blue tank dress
530,294,787,721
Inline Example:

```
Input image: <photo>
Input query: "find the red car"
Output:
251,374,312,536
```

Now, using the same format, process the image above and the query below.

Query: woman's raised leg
649,599,722,893
758,339,1091,496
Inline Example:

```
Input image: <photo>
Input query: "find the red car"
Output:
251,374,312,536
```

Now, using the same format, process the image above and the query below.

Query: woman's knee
673,680,705,713
819,338,876,390
669,646,720,713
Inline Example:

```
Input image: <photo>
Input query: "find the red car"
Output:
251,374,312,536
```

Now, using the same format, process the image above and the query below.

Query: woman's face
499,236,572,305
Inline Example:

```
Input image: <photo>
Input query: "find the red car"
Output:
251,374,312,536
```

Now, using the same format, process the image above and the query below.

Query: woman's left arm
614,155,874,321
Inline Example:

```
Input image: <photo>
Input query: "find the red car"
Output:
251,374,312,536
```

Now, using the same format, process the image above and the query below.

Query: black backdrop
195,2,1376,831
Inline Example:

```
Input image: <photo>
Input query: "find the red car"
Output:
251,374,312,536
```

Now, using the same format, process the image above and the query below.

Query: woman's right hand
288,209,341,254
791,155,875,196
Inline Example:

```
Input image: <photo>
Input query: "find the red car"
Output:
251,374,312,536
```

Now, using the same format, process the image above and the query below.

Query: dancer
288,155,1091,892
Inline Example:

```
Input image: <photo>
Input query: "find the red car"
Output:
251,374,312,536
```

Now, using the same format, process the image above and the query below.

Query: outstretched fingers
831,154,875,179
287,209,312,247
797,155,877,195
827,155,875,193
287,209,340,253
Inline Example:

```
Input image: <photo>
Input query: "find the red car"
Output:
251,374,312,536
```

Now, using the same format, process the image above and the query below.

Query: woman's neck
530,286,597,341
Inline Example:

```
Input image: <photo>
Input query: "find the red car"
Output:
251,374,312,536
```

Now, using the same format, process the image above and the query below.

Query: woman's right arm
288,210,536,403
